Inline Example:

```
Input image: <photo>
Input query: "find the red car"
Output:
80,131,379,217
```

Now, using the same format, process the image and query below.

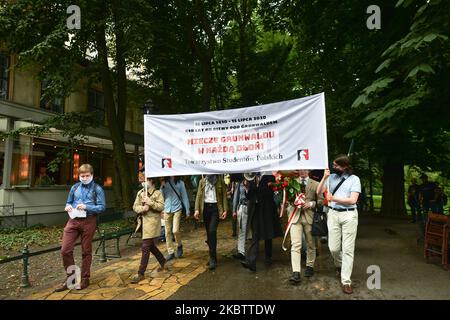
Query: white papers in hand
68,208,87,219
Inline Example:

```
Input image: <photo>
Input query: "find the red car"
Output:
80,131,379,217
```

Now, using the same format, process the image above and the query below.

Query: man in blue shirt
318,155,361,295
161,176,190,260
55,164,106,292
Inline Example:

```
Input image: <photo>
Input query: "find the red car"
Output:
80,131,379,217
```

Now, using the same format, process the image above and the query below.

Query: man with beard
194,175,228,270
318,155,361,294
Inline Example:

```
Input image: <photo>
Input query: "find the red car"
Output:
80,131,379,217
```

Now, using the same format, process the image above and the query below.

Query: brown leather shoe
54,281,69,292
77,278,89,290
342,284,353,294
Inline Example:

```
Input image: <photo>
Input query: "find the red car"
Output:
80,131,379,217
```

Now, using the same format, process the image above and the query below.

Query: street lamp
143,98,155,115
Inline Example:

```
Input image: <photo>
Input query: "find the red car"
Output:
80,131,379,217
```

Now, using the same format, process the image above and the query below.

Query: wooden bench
424,213,449,270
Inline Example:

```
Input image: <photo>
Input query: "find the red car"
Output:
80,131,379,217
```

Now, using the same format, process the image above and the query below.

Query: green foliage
0,225,63,252
350,0,450,173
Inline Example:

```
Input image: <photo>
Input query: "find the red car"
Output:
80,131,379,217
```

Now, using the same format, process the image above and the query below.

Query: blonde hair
79,164,94,174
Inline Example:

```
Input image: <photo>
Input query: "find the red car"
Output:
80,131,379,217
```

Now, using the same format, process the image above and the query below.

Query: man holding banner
194,175,228,270
282,170,323,284
318,155,360,294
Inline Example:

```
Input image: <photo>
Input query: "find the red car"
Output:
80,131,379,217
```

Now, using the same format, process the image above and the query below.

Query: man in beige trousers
318,155,361,294
283,170,323,284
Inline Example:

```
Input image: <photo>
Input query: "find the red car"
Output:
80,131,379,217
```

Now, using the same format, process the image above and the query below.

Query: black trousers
204,203,219,260
246,227,273,269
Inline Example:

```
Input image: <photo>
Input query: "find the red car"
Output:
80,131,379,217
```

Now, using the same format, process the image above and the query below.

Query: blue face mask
80,175,93,185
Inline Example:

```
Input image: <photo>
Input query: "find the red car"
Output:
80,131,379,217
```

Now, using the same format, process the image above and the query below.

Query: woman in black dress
241,172,283,272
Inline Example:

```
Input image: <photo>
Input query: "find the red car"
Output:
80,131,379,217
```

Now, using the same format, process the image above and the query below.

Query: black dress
245,174,283,269
247,175,283,240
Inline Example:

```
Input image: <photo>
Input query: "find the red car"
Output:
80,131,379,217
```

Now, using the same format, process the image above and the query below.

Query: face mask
332,168,344,176
80,175,93,185
142,181,153,189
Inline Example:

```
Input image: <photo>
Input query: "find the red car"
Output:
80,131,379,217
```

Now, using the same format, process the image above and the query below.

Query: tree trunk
113,0,127,137
96,24,134,210
113,163,124,210
381,163,406,216
185,0,215,112
200,60,213,111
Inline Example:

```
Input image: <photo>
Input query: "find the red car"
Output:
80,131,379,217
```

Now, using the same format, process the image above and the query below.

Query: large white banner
144,92,328,177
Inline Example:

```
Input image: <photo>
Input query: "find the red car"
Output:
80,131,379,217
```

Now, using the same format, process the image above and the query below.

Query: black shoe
208,257,217,270
166,253,175,261
289,272,301,284
176,245,183,258
232,252,245,260
304,266,314,277
240,260,256,273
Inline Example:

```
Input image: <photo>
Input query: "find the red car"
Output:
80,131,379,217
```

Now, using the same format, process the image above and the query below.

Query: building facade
0,51,144,226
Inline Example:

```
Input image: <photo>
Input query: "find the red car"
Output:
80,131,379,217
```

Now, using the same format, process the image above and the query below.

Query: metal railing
0,227,135,288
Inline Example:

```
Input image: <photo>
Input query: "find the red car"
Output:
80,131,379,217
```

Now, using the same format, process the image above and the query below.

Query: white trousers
327,209,358,285
237,204,248,255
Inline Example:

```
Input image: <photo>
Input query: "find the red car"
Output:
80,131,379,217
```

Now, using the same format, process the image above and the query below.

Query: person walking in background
160,176,190,261
55,164,106,292
407,178,420,223
430,184,447,215
318,155,361,295
232,173,250,261
418,174,438,239
419,174,437,216
131,176,166,283
241,172,283,273
194,175,228,270
225,174,238,237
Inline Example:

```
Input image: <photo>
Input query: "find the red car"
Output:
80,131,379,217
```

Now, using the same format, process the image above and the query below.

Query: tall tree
0,0,154,210
350,0,450,215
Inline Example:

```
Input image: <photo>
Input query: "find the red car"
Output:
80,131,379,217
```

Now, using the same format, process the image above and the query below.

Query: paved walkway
27,220,234,300
24,215,450,300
